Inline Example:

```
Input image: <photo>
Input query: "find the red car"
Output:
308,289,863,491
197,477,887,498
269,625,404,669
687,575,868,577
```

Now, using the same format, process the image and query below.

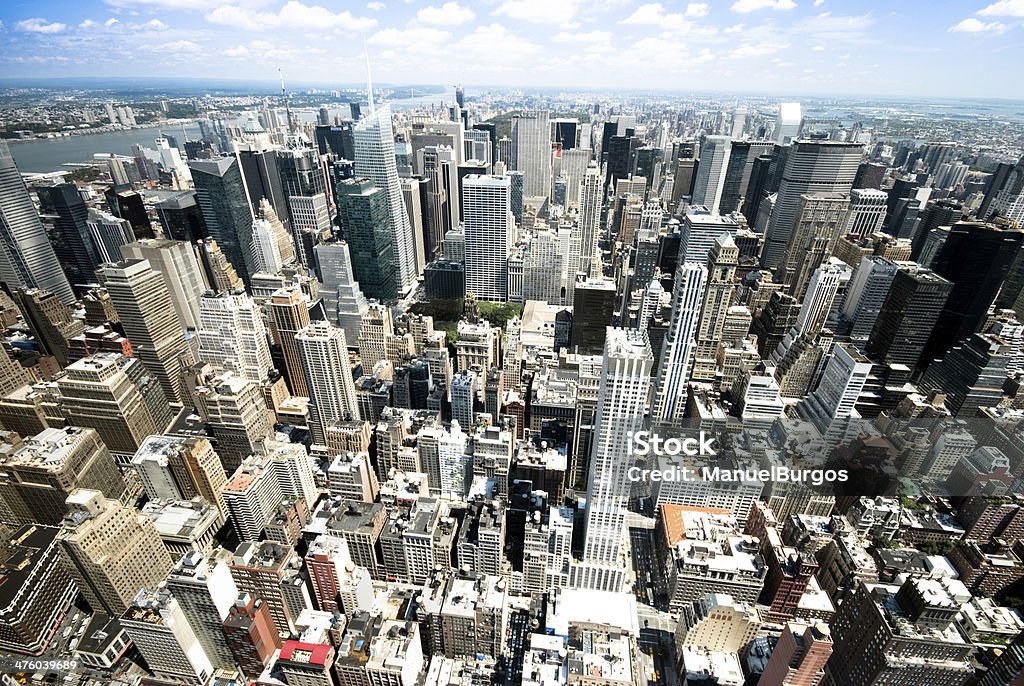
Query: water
6,93,453,174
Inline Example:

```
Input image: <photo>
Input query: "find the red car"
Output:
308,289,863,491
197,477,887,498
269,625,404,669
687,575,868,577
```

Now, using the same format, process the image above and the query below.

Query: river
7,92,452,174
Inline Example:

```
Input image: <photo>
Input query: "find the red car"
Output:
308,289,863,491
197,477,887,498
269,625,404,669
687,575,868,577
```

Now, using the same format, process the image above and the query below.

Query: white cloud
814,0,824,5
730,0,796,13
104,0,264,7
978,0,1024,17
417,2,475,26
553,30,612,42
224,45,251,57
811,44,825,51
142,19,169,30
621,3,707,30
105,18,120,27
15,18,68,34
369,26,452,52
730,42,789,57
206,1,377,32
153,39,202,52
949,17,1008,33
794,11,873,32
457,23,539,59
724,23,744,32
79,19,98,29
686,3,710,18
493,0,579,25
367,1,386,9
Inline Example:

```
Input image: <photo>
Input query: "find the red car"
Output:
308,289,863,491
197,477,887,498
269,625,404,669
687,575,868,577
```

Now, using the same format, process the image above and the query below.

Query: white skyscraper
680,208,739,264
573,328,653,592
296,321,361,444
463,175,514,301
842,188,888,238
652,262,708,423
512,110,551,198
576,163,603,278
314,241,370,345
197,291,273,383
794,258,850,338
86,208,134,263
522,229,565,305
353,104,417,296
774,102,803,144
561,148,592,210
691,135,732,214
250,217,283,274
799,342,871,426
0,140,75,304
121,239,205,332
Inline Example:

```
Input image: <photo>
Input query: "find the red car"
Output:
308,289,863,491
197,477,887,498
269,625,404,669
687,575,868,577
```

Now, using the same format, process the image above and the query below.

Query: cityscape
3,2,1024,686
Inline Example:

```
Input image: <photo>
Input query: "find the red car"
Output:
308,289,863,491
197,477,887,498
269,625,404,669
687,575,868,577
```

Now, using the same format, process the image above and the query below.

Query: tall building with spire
353,104,417,296
0,141,75,304
572,328,653,592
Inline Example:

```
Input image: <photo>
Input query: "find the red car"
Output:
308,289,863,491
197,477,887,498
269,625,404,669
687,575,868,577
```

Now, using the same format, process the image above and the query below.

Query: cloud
794,11,873,32
621,3,710,30
457,23,539,59
79,20,98,29
949,17,1008,33
553,30,612,42
978,0,1024,17
104,0,259,7
493,0,579,25
367,1,386,8
153,40,202,53
142,19,169,30
206,1,377,32
731,42,789,57
730,0,796,13
417,2,475,25
224,45,251,57
15,18,68,34
369,26,452,51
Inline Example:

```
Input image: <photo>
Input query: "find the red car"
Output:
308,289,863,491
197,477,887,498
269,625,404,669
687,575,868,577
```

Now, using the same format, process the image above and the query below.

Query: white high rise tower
463,175,514,301
691,135,732,214
512,110,552,199
571,328,653,593
296,321,361,445
353,104,417,296
197,290,273,383
652,262,708,422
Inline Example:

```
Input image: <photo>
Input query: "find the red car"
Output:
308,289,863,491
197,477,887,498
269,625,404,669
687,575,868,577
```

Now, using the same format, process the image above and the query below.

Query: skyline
0,1,1022,98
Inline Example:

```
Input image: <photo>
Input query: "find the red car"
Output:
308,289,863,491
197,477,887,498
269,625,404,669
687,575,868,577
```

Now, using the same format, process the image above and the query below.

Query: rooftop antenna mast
364,43,375,114
279,67,295,133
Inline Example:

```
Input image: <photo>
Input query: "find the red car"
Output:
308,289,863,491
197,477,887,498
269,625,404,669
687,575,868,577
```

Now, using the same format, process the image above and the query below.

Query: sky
1,0,1024,98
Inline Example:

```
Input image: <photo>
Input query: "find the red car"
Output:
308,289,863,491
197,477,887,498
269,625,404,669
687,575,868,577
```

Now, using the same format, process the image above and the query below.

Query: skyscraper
101,259,195,405
463,175,514,302
924,220,1024,366
189,157,257,286
692,235,739,384
774,102,802,144
865,268,952,369
58,489,174,616
121,239,205,331
165,551,239,671
269,286,311,397
0,141,75,303
842,188,888,238
652,262,708,422
296,321,361,444
761,141,862,270
197,290,273,383
353,104,417,296
336,178,397,303
719,141,775,214
576,163,603,279
691,135,732,214
511,110,551,198
574,328,653,592
35,182,100,289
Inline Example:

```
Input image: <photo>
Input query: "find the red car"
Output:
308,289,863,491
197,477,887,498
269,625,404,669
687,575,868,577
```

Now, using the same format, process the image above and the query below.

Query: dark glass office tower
865,268,953,369
189,157,257,285
923,220,1024,367
314,121,355,159
719,141,775,215
336,178,397,302
36,183,101,288
604,136,638,191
